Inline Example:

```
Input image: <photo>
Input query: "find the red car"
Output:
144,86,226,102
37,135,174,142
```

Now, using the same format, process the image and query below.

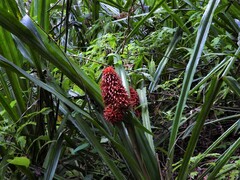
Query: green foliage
7,157,30,168
0,0,240,179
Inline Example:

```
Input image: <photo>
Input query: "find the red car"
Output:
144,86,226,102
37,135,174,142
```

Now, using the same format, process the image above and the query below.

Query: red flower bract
103,105,123,123
101,66,130,109
100,66,141,123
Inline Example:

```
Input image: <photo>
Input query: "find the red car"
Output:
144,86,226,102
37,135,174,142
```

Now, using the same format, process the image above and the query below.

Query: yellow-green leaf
7,157,30,168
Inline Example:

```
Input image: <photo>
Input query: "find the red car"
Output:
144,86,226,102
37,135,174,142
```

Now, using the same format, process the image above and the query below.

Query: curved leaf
0,10,103,107
167,0,220,178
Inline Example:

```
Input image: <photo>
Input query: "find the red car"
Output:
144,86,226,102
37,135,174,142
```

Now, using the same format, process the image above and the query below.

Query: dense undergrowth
0,0,240,179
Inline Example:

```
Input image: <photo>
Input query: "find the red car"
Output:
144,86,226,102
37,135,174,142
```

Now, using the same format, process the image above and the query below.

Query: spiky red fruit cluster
101,66,130,109
100,66,140,123
103,105,123,123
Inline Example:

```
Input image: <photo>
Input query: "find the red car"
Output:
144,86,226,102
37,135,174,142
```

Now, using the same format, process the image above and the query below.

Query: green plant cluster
0,0,239,179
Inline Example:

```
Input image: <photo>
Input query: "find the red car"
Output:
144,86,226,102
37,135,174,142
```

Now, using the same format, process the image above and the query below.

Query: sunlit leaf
7,157,30,168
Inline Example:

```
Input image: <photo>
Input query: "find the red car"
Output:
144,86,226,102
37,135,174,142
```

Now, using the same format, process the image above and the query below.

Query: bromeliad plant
100,65,159,179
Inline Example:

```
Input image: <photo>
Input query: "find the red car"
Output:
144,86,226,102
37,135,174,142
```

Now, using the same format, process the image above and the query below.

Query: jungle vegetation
0,0,239,179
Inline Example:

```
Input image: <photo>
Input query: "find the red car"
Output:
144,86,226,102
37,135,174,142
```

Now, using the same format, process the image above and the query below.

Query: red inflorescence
103,105,123,123
100,66,140,123
101,66,130,109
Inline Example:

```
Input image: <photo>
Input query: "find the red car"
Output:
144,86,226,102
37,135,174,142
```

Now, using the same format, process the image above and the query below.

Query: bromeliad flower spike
101,66,130,109
100,66,140,123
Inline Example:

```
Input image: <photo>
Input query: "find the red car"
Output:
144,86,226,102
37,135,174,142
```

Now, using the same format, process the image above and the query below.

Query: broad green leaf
7,157,30,168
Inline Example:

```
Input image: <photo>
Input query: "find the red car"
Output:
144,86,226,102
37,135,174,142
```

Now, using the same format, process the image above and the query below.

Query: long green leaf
3,0,22,19
0,155,9,180
177,76,222,179
189,57,229,95
223,76,240,97
149,27,182,92
98,0,124,10
167,0,220,178
0,55,125,179
43,134,64,180
0,10,103,107
0,92,18,121
0,3,26,114
65,114,126,180
137,88,155,153
190,120,240,172
0,55,92,121
135,127,160,179
222,47,240,76
199,137,240,179
30,0,50,31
